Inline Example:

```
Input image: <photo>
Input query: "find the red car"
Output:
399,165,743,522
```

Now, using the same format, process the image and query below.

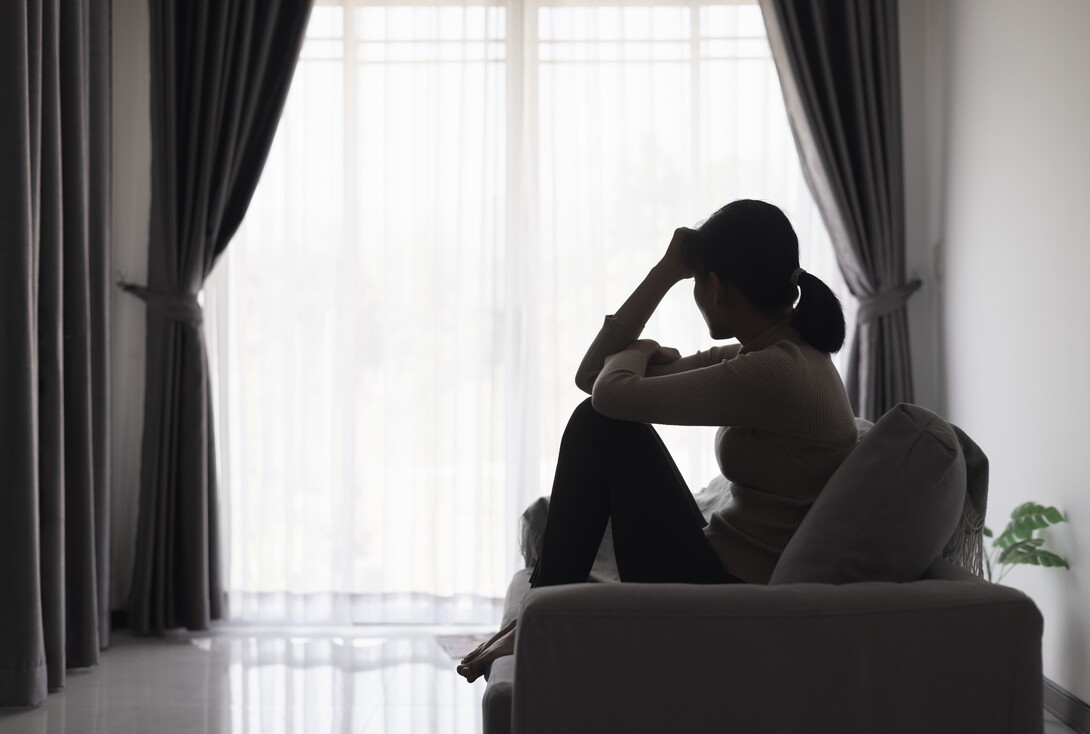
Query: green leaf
993,527,1020,550
1043,506,1065,523
1008,503,1066,540
983,526,993,538
1033,550,1070,568
1010,501,1065,522
998,538,1043,564
1002,548,1070,569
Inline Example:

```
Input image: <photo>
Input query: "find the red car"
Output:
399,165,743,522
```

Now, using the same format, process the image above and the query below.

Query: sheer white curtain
205,0,854,624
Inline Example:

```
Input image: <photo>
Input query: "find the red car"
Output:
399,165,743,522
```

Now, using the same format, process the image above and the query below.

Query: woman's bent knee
572,396,595,416
566,397,599,432
570,396,653,438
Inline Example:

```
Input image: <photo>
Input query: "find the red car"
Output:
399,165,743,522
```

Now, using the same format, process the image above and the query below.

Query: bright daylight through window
204,0,855,624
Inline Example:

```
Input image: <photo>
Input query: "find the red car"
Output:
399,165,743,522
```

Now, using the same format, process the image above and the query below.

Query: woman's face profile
694,272,734,340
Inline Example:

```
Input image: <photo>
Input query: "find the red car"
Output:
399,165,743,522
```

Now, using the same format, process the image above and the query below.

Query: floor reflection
0,627,1078,733
0,627,489,734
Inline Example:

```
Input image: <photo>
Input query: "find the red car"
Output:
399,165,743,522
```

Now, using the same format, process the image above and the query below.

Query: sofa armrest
512,580,1042,734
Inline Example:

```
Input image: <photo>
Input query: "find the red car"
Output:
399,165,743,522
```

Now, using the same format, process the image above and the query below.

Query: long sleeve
574,315,742,392
591,344,808,430
645,343,742,377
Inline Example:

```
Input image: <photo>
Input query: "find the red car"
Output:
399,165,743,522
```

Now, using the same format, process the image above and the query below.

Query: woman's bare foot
461,619,517,667
457,625,516,683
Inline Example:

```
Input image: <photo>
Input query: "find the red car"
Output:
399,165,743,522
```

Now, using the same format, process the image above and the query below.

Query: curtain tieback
856,279,921,323
118,281,203,326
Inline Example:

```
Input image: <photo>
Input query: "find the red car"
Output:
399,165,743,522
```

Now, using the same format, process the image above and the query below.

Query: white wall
110,0,151,611
934,0,1090,703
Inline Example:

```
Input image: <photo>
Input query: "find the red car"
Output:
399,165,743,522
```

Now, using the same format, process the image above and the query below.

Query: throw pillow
769,403,966,584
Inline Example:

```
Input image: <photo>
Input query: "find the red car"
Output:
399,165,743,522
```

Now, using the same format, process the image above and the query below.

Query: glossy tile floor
0,627,1080,733
0,627,488,734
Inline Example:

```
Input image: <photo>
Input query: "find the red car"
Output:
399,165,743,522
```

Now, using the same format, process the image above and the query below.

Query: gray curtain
759,0,920,420
0,0,112,706
120,0,312,634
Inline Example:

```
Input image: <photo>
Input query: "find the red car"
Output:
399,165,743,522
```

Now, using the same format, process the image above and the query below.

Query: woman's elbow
590,385,627,420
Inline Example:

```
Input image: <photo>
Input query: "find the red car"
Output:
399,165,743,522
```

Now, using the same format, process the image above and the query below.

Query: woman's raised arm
574,229,694,393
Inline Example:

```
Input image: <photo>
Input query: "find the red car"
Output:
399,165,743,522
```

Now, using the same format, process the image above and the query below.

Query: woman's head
689,199,845,353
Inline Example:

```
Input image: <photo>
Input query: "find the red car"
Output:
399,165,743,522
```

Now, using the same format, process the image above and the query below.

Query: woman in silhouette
459,200,858,682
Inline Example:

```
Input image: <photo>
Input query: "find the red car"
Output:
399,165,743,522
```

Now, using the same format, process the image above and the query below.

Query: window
205,0,854,624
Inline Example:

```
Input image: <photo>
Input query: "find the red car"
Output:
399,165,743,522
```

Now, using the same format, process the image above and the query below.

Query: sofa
481,404,1045,734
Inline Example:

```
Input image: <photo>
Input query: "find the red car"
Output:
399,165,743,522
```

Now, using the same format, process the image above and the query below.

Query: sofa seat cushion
770,403,966,584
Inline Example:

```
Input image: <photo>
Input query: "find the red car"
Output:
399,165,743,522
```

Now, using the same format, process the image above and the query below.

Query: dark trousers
531,398,744,587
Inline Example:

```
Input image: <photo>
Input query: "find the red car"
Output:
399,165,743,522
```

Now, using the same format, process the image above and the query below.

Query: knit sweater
575,315,858,584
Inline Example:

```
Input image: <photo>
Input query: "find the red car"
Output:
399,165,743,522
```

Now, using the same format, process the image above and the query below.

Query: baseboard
1045,677,1090,734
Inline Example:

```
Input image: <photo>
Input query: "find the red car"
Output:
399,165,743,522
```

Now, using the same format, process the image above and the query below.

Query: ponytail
790,270,846,354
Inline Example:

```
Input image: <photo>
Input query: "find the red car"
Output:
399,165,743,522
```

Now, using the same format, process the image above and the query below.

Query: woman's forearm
613,263,684,327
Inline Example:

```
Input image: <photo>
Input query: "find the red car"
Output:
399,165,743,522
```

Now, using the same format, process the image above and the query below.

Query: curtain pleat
1,0,51,706
88,0,114,652
124,0,312,634
0,0,111,707
759,0,918,420
38,0,68,694
59,0,101,671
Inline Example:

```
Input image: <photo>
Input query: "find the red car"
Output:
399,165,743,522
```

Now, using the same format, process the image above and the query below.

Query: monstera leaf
983,503,1068,582
998,538,1043,563
992,503,1065,550
1007,549,1069,568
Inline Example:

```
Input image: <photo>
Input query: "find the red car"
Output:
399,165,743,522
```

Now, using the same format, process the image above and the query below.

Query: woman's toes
457,625,518,683
466,659,489,683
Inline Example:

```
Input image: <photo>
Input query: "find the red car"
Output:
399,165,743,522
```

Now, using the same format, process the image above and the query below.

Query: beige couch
482,405,1045,734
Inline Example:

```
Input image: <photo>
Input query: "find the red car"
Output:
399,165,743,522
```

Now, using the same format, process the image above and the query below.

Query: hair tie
790,267,805,286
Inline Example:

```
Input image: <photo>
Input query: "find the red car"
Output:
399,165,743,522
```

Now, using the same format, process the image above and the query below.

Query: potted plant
983,502,1070,583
